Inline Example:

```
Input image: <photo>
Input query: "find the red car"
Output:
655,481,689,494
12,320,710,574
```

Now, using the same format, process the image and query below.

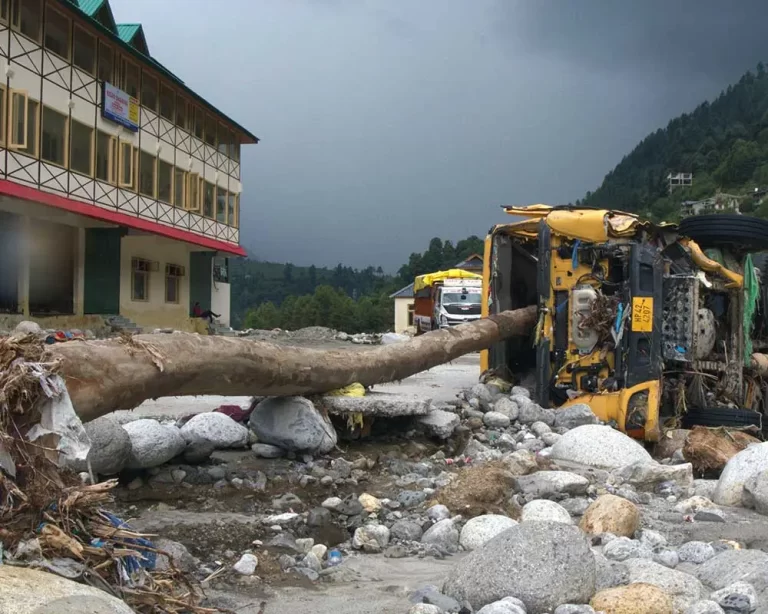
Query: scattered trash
327,549,343,566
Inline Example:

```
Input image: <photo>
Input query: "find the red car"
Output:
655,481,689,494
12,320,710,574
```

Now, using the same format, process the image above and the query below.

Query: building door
189,251,213,313
0,212,19,313
84,228,122,314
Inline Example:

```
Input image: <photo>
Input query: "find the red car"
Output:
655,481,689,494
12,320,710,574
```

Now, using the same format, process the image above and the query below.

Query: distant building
389,282,414,334
681,194,741,217
454,253,483,274
0,0,258,332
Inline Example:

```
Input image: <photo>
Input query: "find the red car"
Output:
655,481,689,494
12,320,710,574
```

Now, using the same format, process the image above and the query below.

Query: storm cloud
110,1,768,270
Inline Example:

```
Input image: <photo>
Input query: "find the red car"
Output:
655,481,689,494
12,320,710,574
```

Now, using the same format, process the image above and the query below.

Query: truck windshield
442,292,480,304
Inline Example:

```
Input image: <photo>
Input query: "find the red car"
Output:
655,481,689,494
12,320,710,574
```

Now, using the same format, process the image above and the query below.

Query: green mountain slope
582,64,768,220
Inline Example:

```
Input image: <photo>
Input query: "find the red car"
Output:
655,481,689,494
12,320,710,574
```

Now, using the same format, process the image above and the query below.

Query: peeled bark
52,305,536,422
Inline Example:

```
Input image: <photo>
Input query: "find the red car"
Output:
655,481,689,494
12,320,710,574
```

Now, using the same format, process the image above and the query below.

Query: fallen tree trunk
52,305,536,422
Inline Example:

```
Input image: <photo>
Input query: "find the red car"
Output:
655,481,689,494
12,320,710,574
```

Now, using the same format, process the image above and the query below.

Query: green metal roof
116,23,140,43
56,0,259,143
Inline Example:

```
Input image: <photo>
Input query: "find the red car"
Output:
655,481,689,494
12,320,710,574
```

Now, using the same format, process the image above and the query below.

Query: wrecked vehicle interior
482,205,768,441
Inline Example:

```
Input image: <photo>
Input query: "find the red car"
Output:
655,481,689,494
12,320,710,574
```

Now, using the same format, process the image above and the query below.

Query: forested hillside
232,236,484,331
582,64,768,220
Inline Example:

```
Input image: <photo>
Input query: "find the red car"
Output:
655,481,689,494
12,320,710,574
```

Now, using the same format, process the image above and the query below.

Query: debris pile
0,333,214,614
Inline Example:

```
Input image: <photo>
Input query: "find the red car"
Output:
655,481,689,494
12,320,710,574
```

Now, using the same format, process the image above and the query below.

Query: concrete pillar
17,216,29,317
73,227,85,316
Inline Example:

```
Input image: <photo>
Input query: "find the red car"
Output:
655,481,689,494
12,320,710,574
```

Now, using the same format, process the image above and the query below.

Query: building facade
0,0,257,331
389,282,414,334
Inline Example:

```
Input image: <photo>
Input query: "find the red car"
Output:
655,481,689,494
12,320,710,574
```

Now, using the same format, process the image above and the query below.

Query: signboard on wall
101,82,139,132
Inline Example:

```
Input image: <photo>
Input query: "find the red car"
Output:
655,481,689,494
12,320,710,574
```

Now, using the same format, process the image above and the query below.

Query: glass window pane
174,168,185,206
0,89,5,144
175,97,187,130
217,125,228,155
0,0,8,23
73,27,95,74
158,159,172,203
19,99,38,157
120,143,133,186
70,121,93,176
227,192,237,226
159,84,174,121
141,72,157,110
123,60,139,98
19,0,41,42
216,186,227,223
188,175,199,210
98,43,112,82
203,181,214,217
139,150,155,197
194,107,204,139
41,107,67,166
205,115,216,146
44,7,69,59
95,131,112,182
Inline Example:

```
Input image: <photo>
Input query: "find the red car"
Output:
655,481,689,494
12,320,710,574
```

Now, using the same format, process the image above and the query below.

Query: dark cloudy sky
110,0,768,270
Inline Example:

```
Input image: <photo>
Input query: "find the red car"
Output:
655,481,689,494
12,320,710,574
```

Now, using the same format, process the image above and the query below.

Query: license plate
631,297,653,332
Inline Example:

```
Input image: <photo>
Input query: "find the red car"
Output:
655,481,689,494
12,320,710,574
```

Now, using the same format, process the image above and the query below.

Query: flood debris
0,333,217,614
683,426,761,474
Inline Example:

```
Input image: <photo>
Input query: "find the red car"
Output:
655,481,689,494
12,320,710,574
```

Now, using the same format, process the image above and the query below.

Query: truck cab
414,269,483,334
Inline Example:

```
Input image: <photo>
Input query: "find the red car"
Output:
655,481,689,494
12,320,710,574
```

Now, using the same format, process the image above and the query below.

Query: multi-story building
0,0,258,332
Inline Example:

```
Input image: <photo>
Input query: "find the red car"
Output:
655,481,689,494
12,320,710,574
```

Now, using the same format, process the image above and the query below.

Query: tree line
233,236,484,332
581,63,768,221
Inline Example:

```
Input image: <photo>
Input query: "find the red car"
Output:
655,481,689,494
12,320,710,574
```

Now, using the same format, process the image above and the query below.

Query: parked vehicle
414,269,483,334
481,205,768,440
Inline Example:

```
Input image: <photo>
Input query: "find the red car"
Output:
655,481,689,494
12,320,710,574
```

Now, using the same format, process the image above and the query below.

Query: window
141,71,157,110
121,57,139,98
8,89,26,149
98,41,113,82
41,106,68,167
407,304,415,327
96,131,117,183
73,26,95,75
159,84,174,121
13,0,41,42
131,258,151,302
17,98,39,157
193,107,204,139
165,264,184,304
204,115,216,146
44,6,70,60
0,0,8,23
70,120,93,176
217,124,229,156
227,192,238,227
186,173,200,211
157,158,172,203
203,181,215,217
175,95,187,130
118,141,134,187
216,186,227,223
231,136,240,162
174,168,186,207
213,257,229,283
138,149,156,198
0,86,5,146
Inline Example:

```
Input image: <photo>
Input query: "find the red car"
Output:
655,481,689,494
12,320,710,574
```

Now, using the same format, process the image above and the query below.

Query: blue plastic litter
614,303,624,332
327,549,342,566
571,240,581,271
98,512,157,572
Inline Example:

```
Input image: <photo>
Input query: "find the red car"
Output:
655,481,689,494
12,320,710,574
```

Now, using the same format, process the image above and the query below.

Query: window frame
131,257,151,302
157,157,173,204
72,25,96,75
17,97,40,158
8,88,27,149
193,106,204,140
0,0,9,25
69,119,94,177
174,167,186,207
204,114,217,147
186,173,201,212
175,94,188,131
43,4,71,61
95,130,117,184
40,105,69,168
216,185,228,223
118,141,135,188
227,191,238,228
141,70,158,111
203,180,215,218
0,85,6,147
138,149,157,198
121,56,140,99
13,0,42,43
217,124,229,156
164,263,184,304
97,40,113,83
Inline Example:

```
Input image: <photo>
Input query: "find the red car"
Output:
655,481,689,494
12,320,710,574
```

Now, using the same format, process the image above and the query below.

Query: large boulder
180,412,249,449
614,462,693,493
514,471,589,498
418,409,460,439
656,429,691,460
742,470,768,515
550,425,653,469
248,396,337,454
459,515,518,551
443,522,596,613
590,583,674,614
712,442,768,506
580,494,640,537
123,419,186,469
553,404,599,430
0,565,134,613
624,558,704,612
694,549,768,591
67,416,131,475
421,518,460,553
520,499,572,524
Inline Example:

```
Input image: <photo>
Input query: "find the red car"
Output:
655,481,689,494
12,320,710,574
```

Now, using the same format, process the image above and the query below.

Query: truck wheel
681,406,763,430
679,214,768,251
